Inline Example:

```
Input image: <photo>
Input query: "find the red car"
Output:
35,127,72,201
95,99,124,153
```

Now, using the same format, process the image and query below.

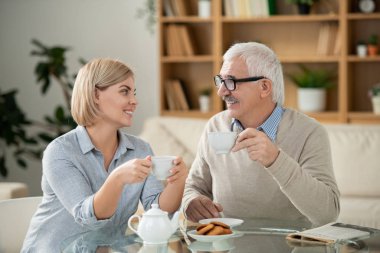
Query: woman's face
95,77,137,128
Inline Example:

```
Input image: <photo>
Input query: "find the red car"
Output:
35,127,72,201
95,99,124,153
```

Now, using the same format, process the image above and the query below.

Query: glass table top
60,218,380,253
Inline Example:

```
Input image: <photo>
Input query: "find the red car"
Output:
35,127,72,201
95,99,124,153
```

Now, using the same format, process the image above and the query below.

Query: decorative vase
199,95,210,112
372,96,380,115
198,0,211,18
297,88,326,112
297,3,311,15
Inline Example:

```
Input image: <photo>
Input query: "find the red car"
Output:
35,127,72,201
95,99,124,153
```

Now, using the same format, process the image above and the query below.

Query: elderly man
182,42,340,226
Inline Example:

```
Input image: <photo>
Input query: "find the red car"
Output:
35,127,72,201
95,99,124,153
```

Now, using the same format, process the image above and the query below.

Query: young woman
22,58,188,252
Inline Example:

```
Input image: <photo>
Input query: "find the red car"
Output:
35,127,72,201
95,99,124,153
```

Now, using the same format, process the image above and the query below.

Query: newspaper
286,222,379,245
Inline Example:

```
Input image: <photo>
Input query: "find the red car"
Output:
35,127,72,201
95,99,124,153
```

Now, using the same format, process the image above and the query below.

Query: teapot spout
170,211,180,233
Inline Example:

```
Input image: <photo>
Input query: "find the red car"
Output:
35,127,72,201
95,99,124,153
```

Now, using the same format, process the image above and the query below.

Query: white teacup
151,156,176,180
207,132,238,154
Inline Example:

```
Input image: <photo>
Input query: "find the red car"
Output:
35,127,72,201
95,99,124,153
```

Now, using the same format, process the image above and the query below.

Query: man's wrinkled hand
185,195,223,222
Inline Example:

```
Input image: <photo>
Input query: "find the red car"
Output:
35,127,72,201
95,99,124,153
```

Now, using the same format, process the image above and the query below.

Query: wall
0,0,159,195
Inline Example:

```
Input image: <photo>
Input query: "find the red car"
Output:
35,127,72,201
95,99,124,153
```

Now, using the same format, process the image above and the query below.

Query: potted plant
369,83,380,115
368,34,379,56
199,88,211,113
287,65,335,112
356,40,367,57
285,0,318,15
1,40,80,178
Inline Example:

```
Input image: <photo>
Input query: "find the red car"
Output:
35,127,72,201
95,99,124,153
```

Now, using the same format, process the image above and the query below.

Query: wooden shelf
347,13,380,20
305,112,340,123
161,56,214,63
347,55,380,62
348,112,380,124
161,16,213,23
280,56,340,63
222,14,339,23
158,0,380,124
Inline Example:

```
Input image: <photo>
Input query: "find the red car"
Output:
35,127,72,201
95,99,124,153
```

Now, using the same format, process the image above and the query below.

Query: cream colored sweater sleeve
266,121,340,226
182,128,213,212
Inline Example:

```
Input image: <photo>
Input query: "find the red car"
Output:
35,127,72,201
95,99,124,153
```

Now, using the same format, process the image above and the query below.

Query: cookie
196,224,208,231
210,221,230,229
196,224,215,235
223,228,232,234
206,225,225,235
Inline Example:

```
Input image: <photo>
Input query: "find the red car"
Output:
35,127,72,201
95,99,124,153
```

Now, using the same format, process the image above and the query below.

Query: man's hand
185,195,223,222
231,128,279,167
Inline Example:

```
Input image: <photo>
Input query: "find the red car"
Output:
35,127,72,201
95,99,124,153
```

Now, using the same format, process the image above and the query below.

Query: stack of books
165,25,195,56
223,0,276,17
165,79,190,111
163,0,188,16
316,22,341,56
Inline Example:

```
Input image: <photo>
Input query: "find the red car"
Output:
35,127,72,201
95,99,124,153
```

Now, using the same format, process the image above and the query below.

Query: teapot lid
143,204,167,216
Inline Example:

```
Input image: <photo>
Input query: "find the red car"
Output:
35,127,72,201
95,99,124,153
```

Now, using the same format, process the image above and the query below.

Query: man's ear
260,79,272,98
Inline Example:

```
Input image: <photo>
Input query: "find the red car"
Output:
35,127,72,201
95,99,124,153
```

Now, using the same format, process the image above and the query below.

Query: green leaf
55,106,65,122
38,133,54,142
0,156,7,177
287,64,336,89
17,158,27,168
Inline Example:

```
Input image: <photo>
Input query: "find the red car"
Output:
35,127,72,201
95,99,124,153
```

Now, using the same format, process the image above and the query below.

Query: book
178,25,195,56
316,23,330,56
164,80,178,110
267,0,277,15
286,222,379,245
163,0,174,17
172,79,189,110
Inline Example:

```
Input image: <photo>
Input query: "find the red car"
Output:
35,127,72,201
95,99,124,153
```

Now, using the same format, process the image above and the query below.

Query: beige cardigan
183,109,340,226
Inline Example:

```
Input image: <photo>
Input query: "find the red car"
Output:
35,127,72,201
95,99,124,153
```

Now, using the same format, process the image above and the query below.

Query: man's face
217,57,262,122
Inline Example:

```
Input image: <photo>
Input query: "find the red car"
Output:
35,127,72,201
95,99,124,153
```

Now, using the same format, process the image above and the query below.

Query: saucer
187,230,237,242
134,235,180,244
199,218,244,227
188,240,235,252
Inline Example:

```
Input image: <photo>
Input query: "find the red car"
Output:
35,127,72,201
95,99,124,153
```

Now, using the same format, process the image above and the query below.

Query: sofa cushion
139,117,207,167
0,182,29,200
338,197,380,229
325,125,380,197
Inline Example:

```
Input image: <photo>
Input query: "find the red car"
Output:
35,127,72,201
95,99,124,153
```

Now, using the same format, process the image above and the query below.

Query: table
60,219,380,253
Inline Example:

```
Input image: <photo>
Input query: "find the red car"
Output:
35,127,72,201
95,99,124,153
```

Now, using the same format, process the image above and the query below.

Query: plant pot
297,88,326,112
367,45,378,56
372,96,380,115
357,44,367,57
198,0,211,17
297,3,311,15
199,95,210,112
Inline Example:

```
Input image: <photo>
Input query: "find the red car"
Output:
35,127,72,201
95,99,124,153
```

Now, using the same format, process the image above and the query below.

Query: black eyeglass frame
214,75,266,91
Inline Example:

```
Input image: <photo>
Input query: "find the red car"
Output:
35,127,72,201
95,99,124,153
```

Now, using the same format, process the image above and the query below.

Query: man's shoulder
280,108,327,135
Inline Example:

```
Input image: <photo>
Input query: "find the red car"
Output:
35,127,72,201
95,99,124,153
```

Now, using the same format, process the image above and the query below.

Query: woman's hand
113,156,152,185
167,157,188,184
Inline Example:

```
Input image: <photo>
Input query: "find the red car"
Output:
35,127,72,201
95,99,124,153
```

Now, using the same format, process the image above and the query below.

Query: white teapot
128,204,180,244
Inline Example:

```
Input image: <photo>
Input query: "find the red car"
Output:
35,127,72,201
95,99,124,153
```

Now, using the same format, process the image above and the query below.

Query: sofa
0,182,29,201
140,116,380,229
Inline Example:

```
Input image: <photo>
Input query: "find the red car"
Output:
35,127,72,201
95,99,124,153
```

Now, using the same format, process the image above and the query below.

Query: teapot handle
128,214,141,235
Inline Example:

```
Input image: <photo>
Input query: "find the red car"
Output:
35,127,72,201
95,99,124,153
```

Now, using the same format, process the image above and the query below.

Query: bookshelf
158,0,380,124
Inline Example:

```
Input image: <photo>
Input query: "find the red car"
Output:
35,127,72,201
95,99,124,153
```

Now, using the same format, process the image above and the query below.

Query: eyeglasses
214,75,265,91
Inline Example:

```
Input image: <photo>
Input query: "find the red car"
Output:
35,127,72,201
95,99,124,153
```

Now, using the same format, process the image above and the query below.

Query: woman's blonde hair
71,58,134,126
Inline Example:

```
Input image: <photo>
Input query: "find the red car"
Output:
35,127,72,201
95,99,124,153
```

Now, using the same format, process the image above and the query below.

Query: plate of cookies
187,221,237,242
199,218,244,228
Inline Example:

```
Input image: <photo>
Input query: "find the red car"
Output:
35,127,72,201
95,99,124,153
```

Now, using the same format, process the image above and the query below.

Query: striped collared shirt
231,105,284,141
